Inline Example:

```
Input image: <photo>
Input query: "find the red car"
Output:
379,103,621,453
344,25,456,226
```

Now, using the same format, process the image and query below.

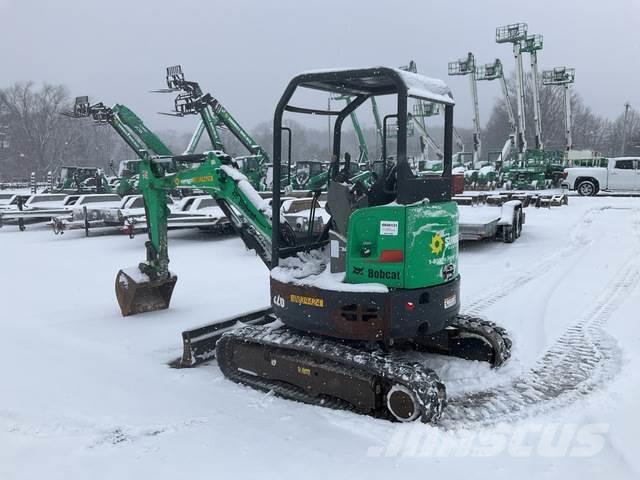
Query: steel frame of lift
496,23,558,189
496,23,529,157
497,24,575,189
448,53,481,169
542,67,576,154
520,34,544,150
476,59,518,163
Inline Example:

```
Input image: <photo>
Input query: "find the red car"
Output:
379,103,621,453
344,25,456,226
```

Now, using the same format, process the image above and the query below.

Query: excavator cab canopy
271,67,456,266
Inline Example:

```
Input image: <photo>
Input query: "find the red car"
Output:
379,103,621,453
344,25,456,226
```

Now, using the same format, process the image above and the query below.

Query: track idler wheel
386,384,421,422
115,268,177,316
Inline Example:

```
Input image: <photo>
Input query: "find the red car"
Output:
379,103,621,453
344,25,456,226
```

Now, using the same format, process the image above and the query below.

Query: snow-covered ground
1,196,639,480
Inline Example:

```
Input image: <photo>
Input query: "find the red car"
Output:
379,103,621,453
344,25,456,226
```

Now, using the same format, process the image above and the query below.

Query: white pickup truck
562,157,640,195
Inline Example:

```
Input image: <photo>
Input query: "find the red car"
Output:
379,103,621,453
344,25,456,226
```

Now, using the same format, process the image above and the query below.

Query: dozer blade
115,267,177,317
169,307,275,368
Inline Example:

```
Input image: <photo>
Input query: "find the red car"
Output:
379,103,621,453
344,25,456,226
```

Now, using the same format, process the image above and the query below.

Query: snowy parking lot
2,195,640,479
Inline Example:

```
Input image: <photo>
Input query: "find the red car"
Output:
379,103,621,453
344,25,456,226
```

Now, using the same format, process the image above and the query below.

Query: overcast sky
1,0,638,134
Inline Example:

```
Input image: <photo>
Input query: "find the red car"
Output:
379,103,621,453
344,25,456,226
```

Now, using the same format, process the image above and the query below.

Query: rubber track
217,326,446,423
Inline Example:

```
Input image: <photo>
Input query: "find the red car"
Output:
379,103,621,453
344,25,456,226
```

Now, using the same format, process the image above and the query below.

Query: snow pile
271,248,389,293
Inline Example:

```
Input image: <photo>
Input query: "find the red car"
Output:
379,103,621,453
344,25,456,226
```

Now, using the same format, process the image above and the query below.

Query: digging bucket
115,267,177,316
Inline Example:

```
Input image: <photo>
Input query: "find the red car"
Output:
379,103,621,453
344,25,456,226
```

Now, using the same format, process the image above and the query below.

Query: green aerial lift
495,24,565,189
476,58,518,166
65,96,210,195
68,96,174,157
542,67,575,154
115,67,511,424
157,66,272,191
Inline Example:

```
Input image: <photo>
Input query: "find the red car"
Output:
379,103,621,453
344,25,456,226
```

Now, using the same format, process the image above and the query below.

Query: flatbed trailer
457,198,524,242
457,201,522,242
454,191,567,243
52,195,231,237
0,194,121,230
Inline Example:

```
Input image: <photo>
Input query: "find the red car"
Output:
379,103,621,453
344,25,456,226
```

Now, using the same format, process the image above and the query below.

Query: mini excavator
115,67,511,423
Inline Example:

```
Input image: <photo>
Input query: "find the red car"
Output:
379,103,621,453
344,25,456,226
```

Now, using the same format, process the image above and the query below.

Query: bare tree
482,72,639,158
0,82,132,180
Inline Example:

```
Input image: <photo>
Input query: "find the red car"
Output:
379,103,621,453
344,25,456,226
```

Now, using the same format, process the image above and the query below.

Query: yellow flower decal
430,233,444,255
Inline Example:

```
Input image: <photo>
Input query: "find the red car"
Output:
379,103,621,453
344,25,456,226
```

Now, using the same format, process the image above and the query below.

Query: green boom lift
114,67,511,424
66,96,211,195
496,24,565,189
158,66,272,191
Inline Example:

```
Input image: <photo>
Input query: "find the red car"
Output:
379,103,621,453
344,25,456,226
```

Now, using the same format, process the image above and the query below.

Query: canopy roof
294,67,454,105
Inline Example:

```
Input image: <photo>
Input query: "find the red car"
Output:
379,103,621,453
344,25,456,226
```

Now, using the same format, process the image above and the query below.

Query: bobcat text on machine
115,67,512,424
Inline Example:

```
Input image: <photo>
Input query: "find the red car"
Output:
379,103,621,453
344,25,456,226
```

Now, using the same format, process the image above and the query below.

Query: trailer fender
497,200,522,226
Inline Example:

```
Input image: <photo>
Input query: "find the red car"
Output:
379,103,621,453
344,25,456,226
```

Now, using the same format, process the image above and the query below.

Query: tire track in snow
443,209,640,427
1,409,208,447
461,206,604,316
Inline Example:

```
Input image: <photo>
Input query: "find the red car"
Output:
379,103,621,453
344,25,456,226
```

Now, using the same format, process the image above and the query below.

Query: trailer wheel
502,210,519,243
515,208,523,239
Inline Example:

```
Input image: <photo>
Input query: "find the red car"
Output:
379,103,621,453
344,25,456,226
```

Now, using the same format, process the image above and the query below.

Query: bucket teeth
115,268,177,317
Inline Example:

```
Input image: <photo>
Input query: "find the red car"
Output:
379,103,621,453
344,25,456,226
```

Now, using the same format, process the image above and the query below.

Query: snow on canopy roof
295,67,454,105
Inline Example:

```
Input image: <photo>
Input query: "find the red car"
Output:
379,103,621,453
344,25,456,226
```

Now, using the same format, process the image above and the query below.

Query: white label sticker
330,239,339,258
444,294,457,309
380,221,399,236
